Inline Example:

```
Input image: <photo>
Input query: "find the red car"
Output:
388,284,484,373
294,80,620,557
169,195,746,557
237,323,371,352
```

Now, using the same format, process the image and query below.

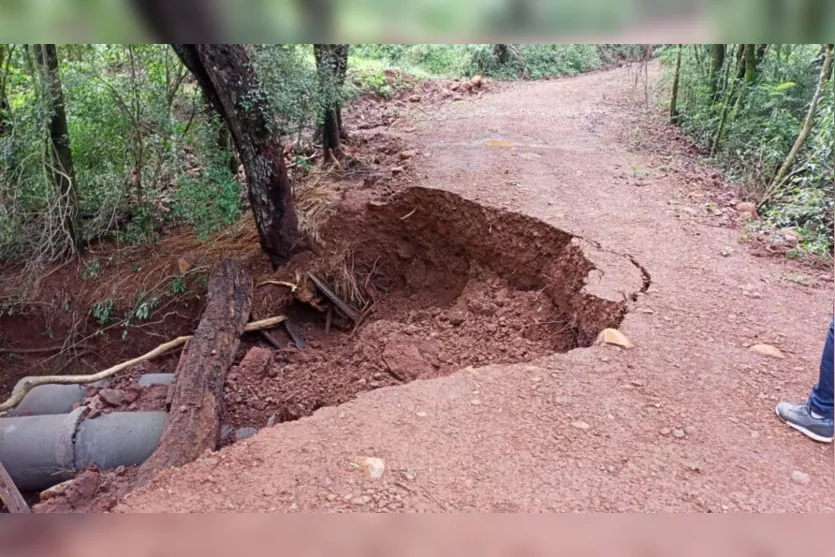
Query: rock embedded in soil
749,344,785,359
791,471,810,486
382,339,432,381
352,456,386,480
596,329,635,349
236,346,273,378
99,388,125,407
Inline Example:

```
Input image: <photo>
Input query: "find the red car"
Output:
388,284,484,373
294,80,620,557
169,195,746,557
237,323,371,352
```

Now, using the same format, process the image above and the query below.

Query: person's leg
775,318,834,443
808,319,834,418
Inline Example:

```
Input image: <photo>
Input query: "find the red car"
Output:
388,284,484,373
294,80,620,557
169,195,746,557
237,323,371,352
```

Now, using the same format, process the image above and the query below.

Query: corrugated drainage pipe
0,409,167,491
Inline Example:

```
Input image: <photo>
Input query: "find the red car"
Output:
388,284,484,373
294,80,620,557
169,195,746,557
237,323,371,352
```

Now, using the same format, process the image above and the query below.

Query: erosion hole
223,186,630,430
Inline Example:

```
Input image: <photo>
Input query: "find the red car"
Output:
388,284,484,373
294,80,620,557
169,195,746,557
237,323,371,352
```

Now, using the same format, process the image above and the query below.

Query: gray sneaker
775,401,834,443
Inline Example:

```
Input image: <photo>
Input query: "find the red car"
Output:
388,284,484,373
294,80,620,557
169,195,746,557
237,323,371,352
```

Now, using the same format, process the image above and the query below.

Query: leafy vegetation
661,44,834,257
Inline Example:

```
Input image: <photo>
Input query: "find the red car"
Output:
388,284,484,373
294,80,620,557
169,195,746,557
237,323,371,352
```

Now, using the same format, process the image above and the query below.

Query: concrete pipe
7,378,87,417
0,410,167,492
137,373,175,387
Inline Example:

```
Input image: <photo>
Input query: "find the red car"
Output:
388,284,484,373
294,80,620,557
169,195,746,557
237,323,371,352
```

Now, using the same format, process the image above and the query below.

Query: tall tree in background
494,44,511,65
709,44,725,102
36,44,79,256
744,43,758,83
669,44,682,124
171,44,299,267
313,44,349,161
767,44,834,198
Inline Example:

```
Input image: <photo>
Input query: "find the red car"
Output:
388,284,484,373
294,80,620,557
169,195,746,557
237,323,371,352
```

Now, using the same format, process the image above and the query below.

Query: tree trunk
314,44,349,162
670,45,683,124
709,44,726,102
711,73,737,157
744,43,758,84
494,44,511,64
202,90,238,175
824,44,834,81
767,44,834,194
171,44,299,267
756,44,768,65
0,45,7,135
37,44,79,257
736,44,747,80
138,259,252,481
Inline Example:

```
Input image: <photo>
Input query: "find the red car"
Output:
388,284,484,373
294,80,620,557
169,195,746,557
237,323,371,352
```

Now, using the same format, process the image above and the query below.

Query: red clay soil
27,63,835,512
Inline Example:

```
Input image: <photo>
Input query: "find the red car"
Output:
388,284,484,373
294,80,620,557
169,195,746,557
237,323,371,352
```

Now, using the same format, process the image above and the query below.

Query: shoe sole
775,407,834,443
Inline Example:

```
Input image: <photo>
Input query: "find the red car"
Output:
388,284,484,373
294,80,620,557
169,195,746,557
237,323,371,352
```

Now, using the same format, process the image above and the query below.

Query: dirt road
117,65,833,513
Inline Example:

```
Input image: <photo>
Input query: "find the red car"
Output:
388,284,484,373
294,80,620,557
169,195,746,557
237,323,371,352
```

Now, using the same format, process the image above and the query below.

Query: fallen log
0,316,286,414
138,259,252,480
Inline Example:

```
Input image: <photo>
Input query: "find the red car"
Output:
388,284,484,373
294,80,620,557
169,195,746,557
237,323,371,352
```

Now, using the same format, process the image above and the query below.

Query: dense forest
663,43,833,257
0,44,831,300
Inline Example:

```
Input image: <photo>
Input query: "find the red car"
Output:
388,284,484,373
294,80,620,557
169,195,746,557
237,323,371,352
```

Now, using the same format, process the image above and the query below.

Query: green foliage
660,44,833,256
350,44,606,80
169,275,187,294
92,297,115,325
172,118,243,240
253,44,320,138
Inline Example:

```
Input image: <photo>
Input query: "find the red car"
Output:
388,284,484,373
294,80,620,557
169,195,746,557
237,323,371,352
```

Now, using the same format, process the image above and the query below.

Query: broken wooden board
308,273,361,323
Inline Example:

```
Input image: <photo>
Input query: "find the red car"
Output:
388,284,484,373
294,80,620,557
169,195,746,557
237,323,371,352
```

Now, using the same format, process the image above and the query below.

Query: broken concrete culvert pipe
0,408,167,491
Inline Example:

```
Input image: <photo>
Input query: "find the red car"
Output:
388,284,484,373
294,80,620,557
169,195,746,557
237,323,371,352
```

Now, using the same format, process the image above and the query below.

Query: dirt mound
222,186,631,430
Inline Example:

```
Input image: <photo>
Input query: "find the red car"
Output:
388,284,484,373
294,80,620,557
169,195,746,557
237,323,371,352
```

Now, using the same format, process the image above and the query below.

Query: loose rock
352,456,386,479
596,328,635,349
791,470,810,485
750,344,785,359
236,346,273,378
99,388,125,407
571,421,590,430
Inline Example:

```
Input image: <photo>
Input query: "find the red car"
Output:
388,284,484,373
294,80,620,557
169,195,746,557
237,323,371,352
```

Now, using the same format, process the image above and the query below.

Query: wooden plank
0,458,30,513
307,273,361,323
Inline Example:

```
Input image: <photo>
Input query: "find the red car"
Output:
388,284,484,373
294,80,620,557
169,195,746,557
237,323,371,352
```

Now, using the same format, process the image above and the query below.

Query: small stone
672,428,686,439
351,496,367,506
750,344,785,359
557,396,570,405
735,202,758,220
179,405,188,413
791,470,810,485
398,149,417,160
197,457,218,468
266,414,277,427
234,427,258,440
326,493,337,501
471,399,482,406
659,428,671,436
684,426,696,435
391,166,405,175
750,430,760,439
353,456,386,479
408,94,421,102
596,328,635,349
99,388,125,407
571,421,590,430
416,411,428,418
630,379,645,387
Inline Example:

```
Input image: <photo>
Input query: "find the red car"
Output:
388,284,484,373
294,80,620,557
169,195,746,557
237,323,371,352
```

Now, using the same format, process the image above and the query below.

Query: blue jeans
809,319,834,419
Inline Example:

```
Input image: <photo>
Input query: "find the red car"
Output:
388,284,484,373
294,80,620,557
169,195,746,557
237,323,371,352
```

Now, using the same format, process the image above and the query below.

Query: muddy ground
5,62,834,513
